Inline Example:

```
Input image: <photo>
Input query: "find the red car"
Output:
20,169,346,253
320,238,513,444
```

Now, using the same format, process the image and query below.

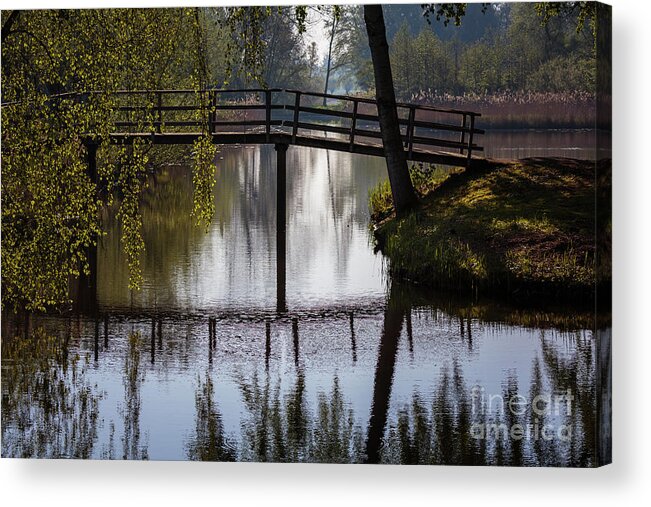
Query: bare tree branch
2,10,21,43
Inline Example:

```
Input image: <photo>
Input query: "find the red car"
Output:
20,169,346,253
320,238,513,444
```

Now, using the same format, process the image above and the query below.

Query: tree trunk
323,13,338,106
364,5,417,215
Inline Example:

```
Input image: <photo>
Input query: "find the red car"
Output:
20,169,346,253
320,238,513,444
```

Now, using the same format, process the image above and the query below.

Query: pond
1,131,610,465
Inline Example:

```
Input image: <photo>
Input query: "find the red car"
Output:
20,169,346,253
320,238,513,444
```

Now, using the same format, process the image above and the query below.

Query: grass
371,158,611,302
369,163,463,221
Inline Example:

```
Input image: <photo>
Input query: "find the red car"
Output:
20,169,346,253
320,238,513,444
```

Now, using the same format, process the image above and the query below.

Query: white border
2,1,650,505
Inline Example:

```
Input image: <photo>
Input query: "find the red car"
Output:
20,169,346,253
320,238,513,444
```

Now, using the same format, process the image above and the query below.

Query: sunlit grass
369,163,461,220
371,160,608,299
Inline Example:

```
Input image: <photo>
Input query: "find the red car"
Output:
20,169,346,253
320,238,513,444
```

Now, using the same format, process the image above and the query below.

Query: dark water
483,129,610,160
1,133,610,464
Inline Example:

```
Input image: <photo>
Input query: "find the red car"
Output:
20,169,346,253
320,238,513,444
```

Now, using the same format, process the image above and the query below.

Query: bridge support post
275,143,288,313
78,141,99,314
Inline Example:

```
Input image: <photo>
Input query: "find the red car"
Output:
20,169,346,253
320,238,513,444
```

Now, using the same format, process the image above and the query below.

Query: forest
329,3,596,98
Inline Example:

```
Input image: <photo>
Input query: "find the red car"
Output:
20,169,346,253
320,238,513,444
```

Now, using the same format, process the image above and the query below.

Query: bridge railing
108,89,483,162
279,89,484,163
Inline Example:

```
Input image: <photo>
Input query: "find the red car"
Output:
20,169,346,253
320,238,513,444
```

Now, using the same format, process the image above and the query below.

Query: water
98,145,388,314
1,131,610,465
482,129,611,160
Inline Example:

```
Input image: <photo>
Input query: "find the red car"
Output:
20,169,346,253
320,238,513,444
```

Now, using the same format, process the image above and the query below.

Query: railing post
275,143,288,313
407,106,415,159
466,114,475,167
265,89,272,142
156,91,162,133
349,100,358,152
211,90,218,135
292,91,301,144
459,113,467,154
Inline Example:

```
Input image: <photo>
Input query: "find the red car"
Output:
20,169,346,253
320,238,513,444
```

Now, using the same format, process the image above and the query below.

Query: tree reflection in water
380,334,597,466
120,332,148,460
1,287,601,464
237,372,364,463
311,377,365,463
186,374,236,462
1,328,101,458
237,370,307,462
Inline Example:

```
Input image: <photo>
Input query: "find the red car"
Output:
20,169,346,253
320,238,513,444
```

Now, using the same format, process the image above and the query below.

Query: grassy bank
371,158,611,302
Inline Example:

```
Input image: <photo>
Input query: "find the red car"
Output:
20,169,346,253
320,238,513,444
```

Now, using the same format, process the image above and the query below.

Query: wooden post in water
467,317,473,351
150,317,156,364
275,143,288,313
292,317,299,367
208,317,214,365
265,321,271,372
349,311,357,364
104,314,109,349
94,316,99,363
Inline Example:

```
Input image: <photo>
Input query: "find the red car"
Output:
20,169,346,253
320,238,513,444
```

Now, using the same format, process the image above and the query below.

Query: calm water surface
1,133,609,465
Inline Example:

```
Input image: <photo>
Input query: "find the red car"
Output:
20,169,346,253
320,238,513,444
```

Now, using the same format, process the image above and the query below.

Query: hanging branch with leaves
190,8,218,231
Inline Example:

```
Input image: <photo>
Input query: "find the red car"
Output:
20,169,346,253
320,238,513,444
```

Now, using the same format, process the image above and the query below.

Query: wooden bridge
4,87,483,168
101,88,484,167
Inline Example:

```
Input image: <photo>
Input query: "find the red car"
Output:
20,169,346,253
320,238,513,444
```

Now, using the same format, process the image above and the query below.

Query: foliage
422,3,481,27
1,8,245,310
534,1,599,43
189,10,218,231
1,9,198,309
191,135,217,230
1,126,102,310
328,5,374,93
114,141,148,290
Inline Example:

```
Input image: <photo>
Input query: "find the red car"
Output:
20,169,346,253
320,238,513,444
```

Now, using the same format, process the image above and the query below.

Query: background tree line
326,3,596,100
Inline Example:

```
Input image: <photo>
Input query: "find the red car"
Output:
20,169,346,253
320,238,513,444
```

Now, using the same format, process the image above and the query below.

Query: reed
410,90,607,129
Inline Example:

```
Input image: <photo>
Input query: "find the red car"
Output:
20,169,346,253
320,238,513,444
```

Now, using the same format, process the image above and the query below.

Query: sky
303,7,333,62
